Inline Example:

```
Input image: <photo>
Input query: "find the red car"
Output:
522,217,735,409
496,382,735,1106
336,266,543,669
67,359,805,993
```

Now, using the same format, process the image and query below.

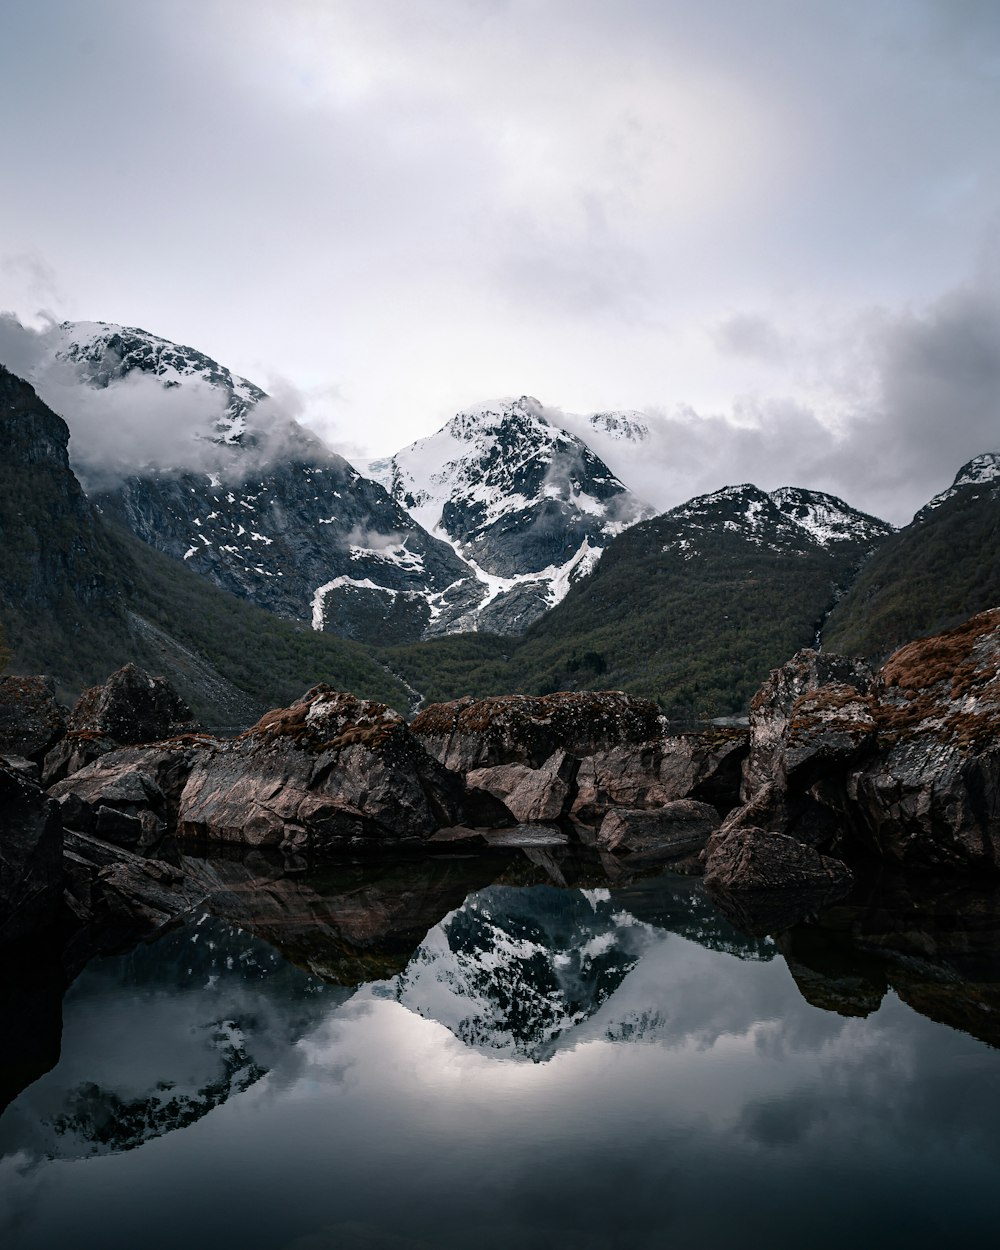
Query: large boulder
0,675,67,763
48,740,211,845
844,609,1000,868
177,686,511,849
703,826,854,935
0,758,63,944
411,691,667,772
728,610,1000,870
68,663,197,744
741,649,875,800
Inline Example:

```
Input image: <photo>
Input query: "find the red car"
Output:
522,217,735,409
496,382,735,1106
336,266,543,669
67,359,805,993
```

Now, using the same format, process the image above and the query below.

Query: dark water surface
2,850,1000,1250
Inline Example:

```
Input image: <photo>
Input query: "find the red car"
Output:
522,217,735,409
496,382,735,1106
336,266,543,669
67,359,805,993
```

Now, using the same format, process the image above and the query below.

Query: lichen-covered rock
0,759,63,944
598,800,719,856
729,610,1000,870
741,650,875,800
0,675,67,763
69,663,198,745
178,686,511,849
411,691,667,772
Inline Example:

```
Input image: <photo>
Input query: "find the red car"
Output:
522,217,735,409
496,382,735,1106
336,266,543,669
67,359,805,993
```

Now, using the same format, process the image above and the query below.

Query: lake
2,848,999,1249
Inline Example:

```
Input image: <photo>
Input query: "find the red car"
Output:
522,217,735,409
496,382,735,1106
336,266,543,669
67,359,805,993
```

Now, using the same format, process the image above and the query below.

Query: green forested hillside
823,486,1000,659
387,506,876,717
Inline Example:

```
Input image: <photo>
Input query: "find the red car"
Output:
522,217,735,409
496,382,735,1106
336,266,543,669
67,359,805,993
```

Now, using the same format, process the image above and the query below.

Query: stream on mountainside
2,848,999,1250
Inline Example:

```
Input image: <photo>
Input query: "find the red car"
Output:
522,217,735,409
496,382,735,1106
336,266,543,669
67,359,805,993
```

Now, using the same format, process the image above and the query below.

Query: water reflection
1,849,1000,1249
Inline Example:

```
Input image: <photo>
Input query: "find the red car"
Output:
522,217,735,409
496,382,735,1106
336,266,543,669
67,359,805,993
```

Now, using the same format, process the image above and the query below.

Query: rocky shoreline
3,608,1000,959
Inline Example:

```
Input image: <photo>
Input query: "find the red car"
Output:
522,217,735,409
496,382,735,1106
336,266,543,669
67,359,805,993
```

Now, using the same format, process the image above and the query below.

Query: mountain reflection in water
2,847,1000,1250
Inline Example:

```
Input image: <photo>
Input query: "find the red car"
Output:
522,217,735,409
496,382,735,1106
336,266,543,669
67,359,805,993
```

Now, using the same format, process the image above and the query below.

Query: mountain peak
917,452,1000,520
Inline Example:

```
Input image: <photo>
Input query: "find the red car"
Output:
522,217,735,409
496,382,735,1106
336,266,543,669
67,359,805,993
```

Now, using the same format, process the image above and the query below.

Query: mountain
385,483,894,715
368,396,653,633
0,364,409,718
378,878,772,1062
12,321,483,645
823,453,1000,658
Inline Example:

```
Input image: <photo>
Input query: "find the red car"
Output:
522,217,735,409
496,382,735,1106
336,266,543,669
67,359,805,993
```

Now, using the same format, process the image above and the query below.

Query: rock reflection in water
1,848,1000,1250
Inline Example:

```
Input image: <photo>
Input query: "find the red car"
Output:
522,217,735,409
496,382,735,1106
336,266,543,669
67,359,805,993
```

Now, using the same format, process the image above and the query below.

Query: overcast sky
2,0,999,523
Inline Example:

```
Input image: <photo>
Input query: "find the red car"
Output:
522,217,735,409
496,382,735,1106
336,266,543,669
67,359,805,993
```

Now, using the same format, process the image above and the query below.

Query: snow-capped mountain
661,484,894,560
376,881,773,1062
915,452,1000,521
369,396,653,633
11,320,484,643
0,915,341,1162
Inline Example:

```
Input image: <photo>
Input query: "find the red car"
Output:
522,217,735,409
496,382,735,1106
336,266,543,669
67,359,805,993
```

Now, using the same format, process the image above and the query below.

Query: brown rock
467,749,577,823
69,663,197,744
704,826,853,894
177,686,511,849
411,690,667,772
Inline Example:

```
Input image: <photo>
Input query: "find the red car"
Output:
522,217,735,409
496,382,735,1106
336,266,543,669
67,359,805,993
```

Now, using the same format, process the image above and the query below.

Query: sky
1,0,999,524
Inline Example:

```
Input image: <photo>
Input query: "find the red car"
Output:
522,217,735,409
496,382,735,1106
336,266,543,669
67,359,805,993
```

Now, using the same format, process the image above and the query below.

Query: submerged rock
703,826,854,935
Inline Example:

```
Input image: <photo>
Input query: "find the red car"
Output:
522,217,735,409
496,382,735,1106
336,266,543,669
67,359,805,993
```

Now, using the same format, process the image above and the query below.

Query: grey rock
598,800,719,856
0,675,67,763
0,759,63,945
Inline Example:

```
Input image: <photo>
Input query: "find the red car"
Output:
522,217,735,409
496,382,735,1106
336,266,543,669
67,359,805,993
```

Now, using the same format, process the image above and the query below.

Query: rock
62,830,208,951
572,729,748,825
411,691,667,772
703,826,854,935
467,749,577,823
0,758,63,944
68,663,198,744
741,649,875,800
0,675,67,763
41,731,118,787
48,741,211,845
177,686,512,849
727,610,1000,871
704,827,853,894
598,800,719,856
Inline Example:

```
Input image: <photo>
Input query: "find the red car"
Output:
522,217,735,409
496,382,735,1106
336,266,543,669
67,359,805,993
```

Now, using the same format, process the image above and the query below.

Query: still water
2,850,999,1250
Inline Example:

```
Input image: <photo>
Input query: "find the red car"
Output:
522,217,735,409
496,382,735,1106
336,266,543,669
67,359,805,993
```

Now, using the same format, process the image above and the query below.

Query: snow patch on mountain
661,484,893,559
917,452,1000,520
369,396,652,632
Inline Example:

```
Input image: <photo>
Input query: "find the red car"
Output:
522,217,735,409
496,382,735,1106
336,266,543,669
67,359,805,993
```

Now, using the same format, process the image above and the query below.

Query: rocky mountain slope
823,453,1000,658
369,396,652,632
0,364,409,718
386,483,894,715
13,321,483,644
